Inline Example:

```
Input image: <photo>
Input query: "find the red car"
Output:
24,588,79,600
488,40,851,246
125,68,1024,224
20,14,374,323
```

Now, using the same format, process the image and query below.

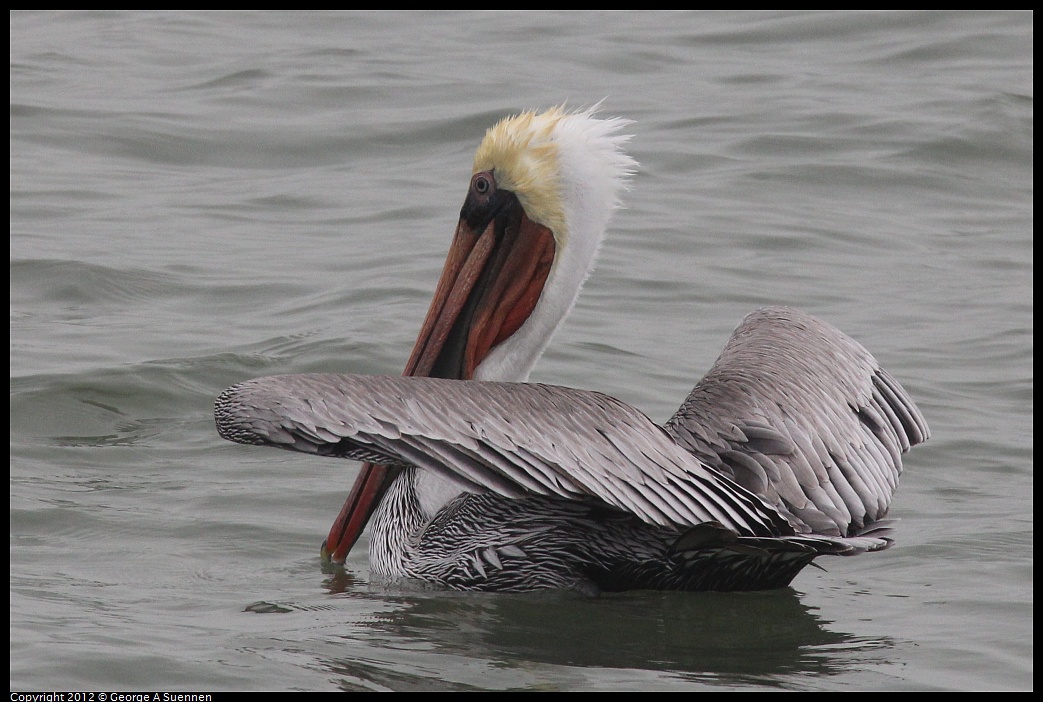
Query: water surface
10,10,1033,691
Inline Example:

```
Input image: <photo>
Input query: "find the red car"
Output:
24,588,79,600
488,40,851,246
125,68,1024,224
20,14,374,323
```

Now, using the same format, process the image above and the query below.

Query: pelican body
216,108,928,593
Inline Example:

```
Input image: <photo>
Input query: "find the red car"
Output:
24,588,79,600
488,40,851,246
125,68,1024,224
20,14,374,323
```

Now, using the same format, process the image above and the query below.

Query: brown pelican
216,107,928,593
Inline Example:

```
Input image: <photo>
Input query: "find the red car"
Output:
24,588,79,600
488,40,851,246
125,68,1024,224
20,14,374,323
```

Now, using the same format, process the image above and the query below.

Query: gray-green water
10,11,1032,690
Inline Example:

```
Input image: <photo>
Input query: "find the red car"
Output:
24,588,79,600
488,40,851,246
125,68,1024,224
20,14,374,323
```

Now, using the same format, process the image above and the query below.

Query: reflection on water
315,571,891,688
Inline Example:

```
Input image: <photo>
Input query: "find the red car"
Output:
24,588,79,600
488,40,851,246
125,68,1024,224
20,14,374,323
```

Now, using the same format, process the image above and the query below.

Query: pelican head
323,107,636,563
408,106,636,382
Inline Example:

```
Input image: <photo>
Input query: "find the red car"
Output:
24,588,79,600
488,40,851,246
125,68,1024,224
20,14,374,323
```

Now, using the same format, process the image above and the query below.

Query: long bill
322,184,555,564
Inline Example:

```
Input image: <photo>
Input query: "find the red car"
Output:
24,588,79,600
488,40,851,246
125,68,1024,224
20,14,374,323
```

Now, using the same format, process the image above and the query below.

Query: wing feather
664,306,928,537
215,373,791,537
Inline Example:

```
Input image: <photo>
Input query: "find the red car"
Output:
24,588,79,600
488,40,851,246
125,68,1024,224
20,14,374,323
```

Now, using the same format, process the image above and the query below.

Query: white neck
475,109,635,382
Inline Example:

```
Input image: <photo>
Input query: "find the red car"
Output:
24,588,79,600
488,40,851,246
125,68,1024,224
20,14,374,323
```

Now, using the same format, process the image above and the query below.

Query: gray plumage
215,306,928,593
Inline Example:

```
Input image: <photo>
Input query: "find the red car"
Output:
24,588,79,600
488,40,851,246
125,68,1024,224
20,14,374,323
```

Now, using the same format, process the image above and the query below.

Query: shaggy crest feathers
472,106,636,250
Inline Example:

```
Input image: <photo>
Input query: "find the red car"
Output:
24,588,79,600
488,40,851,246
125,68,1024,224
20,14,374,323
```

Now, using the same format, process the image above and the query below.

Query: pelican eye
472,173,493,195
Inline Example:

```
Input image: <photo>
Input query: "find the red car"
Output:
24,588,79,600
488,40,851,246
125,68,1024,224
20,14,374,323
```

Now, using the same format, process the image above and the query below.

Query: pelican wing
664,306,929,537
215,374,793,538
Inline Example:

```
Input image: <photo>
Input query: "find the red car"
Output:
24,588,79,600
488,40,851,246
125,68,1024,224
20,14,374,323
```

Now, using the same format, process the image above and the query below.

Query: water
10,11,1032,691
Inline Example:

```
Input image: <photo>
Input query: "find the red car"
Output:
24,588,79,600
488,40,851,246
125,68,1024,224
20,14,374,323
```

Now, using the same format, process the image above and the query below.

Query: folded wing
664,306,929,537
